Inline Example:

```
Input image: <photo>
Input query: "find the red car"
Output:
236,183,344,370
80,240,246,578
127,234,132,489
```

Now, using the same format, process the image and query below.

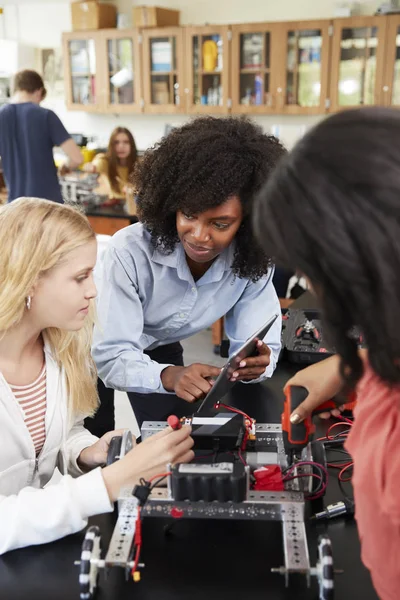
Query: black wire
338,478,354,503
150,475,169,490
284,462,326,497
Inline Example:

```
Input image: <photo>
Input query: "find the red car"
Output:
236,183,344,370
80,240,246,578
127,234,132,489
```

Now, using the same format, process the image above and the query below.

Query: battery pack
171,462,247,502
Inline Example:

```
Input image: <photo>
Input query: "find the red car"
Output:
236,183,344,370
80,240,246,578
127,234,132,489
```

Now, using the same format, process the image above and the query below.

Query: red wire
327,461,353,469
216,402,253,423
339,463,354,482
337,415,354,425
147,471,172,484
283,472,327,500
131,507,142,576
238,448,247,466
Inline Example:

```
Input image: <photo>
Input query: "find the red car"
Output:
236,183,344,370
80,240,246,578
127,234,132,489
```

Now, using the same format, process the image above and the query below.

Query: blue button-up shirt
93,223,282,394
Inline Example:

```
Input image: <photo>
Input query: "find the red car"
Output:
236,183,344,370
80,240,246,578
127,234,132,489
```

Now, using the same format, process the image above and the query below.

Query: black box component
190,412,245,451
171,462,247,502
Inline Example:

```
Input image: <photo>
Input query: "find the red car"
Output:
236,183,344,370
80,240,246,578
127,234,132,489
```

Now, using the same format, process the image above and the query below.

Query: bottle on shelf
254,74,263,105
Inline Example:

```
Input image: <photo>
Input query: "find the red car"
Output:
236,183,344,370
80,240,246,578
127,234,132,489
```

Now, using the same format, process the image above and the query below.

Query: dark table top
0,362,378,600
85,204,138,222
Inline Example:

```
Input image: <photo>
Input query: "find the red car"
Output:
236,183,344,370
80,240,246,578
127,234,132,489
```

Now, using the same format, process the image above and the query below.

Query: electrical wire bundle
131,471,172,579
318,416,354,503
282,460,329,500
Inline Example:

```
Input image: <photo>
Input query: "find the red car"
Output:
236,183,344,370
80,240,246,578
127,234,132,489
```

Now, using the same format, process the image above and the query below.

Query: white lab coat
0,342,113,555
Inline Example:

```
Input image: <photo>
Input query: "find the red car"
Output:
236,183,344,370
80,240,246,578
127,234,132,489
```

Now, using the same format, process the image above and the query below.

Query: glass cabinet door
330,17,386,111
103,31,142,112
107,37,134,106
280,20,330,114
231,25,278,113
186,26,230,114
143,28,184,113
67,37,98,109
382,16,400,107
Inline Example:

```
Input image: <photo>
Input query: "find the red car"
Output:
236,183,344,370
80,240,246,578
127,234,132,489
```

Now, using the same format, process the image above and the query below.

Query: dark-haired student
93,116,285,428
254,106,400,600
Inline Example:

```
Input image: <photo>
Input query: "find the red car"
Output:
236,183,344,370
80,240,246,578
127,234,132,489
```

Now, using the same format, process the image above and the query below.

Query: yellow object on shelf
203,40,218,72
81,147,96,164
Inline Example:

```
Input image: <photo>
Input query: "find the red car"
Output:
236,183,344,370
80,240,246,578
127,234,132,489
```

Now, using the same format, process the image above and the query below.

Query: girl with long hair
84,127,137,198
254,107,400,600
0,197,193,555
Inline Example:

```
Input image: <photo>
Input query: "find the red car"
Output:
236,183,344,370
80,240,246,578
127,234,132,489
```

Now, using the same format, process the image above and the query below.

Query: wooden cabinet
87,215,130,235
232,20,330,115
329,16,387,112
185,25,231,114
63,29,143,113
142,27,185,113
63,15,400,116
100,29,143,113
276,20,331,114
63,31,102,112
231,23,280,114
382,15,400,107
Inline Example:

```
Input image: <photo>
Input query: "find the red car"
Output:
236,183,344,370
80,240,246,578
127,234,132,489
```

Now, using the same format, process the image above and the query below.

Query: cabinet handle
383,85,389,92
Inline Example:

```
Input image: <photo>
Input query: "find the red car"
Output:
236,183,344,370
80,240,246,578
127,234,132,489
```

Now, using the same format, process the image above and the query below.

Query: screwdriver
312,499,355,520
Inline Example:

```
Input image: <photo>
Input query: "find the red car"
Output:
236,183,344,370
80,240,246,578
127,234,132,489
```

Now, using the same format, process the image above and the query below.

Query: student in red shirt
254,106,400,600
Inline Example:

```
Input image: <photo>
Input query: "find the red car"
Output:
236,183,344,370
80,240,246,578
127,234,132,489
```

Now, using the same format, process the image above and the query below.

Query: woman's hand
161,364,222,402
102,425,194,502
78,429,128,470
284,355,345,423
83,162,97,173
229,339,271,382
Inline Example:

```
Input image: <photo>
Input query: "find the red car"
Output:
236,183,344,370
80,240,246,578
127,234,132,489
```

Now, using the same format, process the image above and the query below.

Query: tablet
195,313,279,415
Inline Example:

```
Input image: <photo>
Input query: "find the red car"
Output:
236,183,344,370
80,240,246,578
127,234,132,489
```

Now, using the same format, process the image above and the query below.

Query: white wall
1,0,385,149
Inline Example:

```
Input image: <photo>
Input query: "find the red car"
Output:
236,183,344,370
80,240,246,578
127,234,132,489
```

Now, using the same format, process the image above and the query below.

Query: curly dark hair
134,116,286,281
254,107,400,387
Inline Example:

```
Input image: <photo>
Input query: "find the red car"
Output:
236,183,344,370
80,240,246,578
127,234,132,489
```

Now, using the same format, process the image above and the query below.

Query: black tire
317,535,334,600
79,526,102,600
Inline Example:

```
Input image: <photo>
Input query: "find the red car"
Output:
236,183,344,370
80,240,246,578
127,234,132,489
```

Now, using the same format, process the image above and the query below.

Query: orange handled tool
282,386,345,460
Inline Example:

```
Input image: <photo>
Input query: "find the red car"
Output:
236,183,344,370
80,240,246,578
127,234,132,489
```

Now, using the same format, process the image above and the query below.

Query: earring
26,296,31,310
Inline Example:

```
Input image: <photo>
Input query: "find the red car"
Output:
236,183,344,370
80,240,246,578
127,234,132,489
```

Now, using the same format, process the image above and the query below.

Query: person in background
254,107,400,600
0,70,83,203
0,197,193,555
84,126,137,200
93,117,284,431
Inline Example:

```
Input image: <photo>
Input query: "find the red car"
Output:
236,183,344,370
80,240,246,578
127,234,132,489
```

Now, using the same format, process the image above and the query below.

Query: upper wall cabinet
63,15,400,116
231,23,280,114
329,16,387,111
142,27,185,113
185,25,231,114
382,15,400,107
63,31,101,112
100,29,143,113
277,20,331,114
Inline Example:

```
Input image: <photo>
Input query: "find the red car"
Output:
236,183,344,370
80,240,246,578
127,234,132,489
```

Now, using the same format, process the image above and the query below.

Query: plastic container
254,74,263,105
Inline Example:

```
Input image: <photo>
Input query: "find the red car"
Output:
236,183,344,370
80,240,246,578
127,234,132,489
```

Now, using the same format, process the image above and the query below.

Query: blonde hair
0,198,98,416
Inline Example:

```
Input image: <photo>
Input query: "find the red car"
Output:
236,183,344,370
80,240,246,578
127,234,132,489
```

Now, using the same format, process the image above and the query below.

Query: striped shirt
10,364,47,456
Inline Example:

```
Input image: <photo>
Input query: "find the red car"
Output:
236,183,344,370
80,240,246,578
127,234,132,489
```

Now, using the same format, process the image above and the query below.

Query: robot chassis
76,422,334,600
